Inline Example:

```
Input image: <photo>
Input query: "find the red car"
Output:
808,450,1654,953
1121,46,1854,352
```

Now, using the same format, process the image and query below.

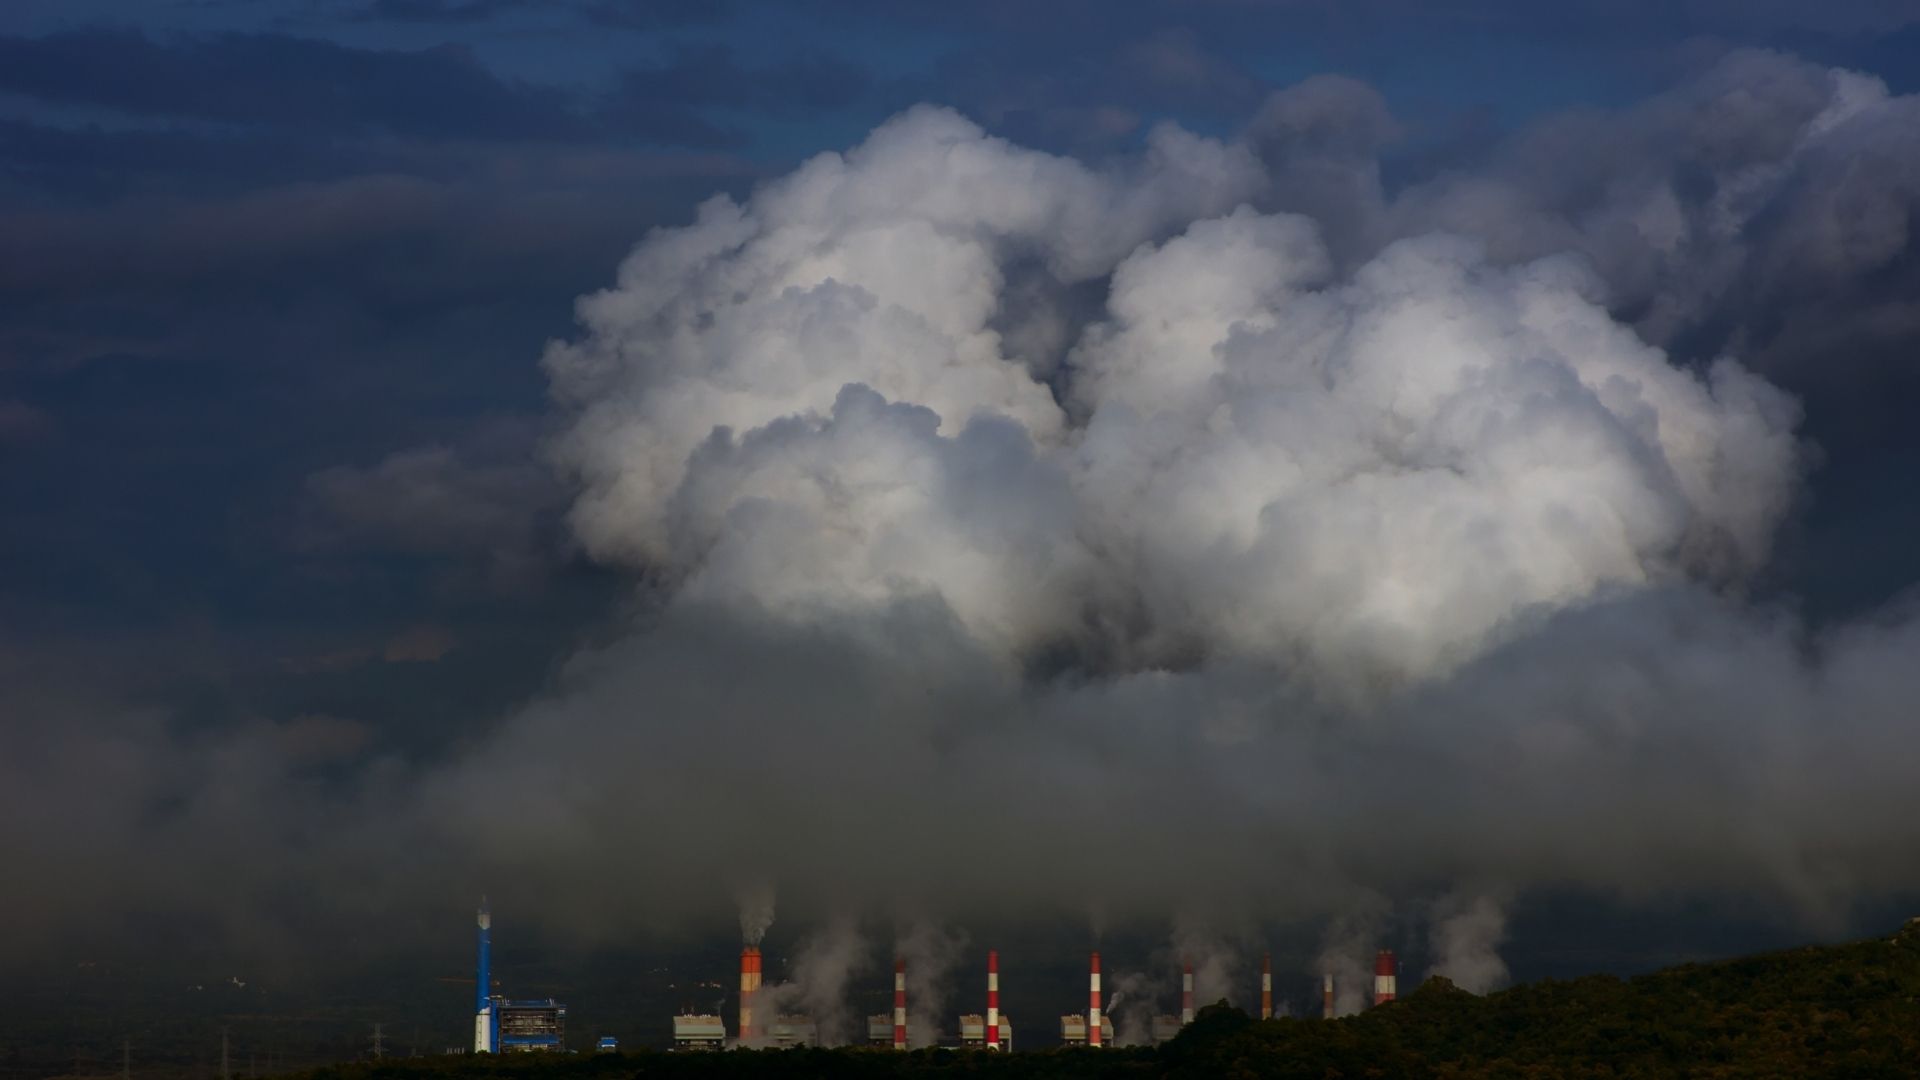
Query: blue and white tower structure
474,900,496,1053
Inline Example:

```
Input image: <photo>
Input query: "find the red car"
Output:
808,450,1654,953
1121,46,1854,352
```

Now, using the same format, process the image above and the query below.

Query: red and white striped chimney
1260,953,1272,1020
893,957,908,1050
1373,950,1397,1006
1180,959,1195,1024
738,947,759,1044
1088,951,1103,1048
1322,972,1334,1019
986,950,1000,1051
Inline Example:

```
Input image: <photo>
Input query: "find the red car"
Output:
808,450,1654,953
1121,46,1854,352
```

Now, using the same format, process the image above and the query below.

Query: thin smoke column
1373,951,1397,1005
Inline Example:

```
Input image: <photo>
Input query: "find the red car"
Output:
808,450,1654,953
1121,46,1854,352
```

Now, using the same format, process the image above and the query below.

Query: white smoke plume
738,881,776,946
896,920,966,1048
1103,969,1157,1046
751,916,870,1047
1428,890,1512,994
1171,913,1247,1010
1317,899,1390,1017
543,99,1801,699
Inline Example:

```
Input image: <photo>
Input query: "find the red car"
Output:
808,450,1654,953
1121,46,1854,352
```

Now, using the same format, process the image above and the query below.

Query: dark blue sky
4,0,1920,1014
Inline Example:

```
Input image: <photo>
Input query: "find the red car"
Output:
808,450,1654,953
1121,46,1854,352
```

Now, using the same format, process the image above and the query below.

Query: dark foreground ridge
309,922,1920,1078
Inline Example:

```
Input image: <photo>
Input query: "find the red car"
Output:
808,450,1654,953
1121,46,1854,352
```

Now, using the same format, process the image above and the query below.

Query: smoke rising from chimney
1429,891,1512,994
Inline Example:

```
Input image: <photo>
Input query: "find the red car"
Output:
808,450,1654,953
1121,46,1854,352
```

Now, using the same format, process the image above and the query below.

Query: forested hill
308,921,1920,1078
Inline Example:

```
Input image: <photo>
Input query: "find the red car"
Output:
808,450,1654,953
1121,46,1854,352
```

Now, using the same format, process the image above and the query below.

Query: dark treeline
287,922,1920,1078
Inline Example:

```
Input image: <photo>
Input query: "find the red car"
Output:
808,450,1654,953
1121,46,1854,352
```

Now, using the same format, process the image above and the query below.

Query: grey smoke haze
746,915,870,1046
6,46,1920,1005
1317,900,1390,1016
1429,891,1512,994
736,882,776,946
896,920,967,1047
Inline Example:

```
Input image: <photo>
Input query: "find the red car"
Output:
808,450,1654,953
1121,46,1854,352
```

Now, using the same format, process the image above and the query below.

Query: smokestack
1322,973,1334,1019
473,900,494,1054
1260,953,1272,1020
1180,959,1194,1025
1373,950,1397,1006
1088,951,1102,1048
892,957,907,1051
986,950,1000,1052
739,946,761,1044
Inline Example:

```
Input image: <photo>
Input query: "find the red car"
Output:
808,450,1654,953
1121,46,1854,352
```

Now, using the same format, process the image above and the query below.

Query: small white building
957,1013,1012,1051
769,1015,818,1048
671,1014,726,1051
1059,1014,1113,1046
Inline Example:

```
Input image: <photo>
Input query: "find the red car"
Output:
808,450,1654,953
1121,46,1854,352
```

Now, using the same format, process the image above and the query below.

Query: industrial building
469,902,568,1053
769,1015,817,1048
1059,1013,1114,1046
496,1000,566,1052
672,1014,726,1051
958,1014,1013,1050
1150,1014,1182,1043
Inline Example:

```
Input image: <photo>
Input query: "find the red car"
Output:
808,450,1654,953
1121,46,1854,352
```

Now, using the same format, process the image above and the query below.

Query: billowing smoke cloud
8,48,1920,1003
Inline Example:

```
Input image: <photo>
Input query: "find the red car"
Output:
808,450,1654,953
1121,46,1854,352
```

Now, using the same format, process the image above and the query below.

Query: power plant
463,903,1410,1052
470,901,566,1053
